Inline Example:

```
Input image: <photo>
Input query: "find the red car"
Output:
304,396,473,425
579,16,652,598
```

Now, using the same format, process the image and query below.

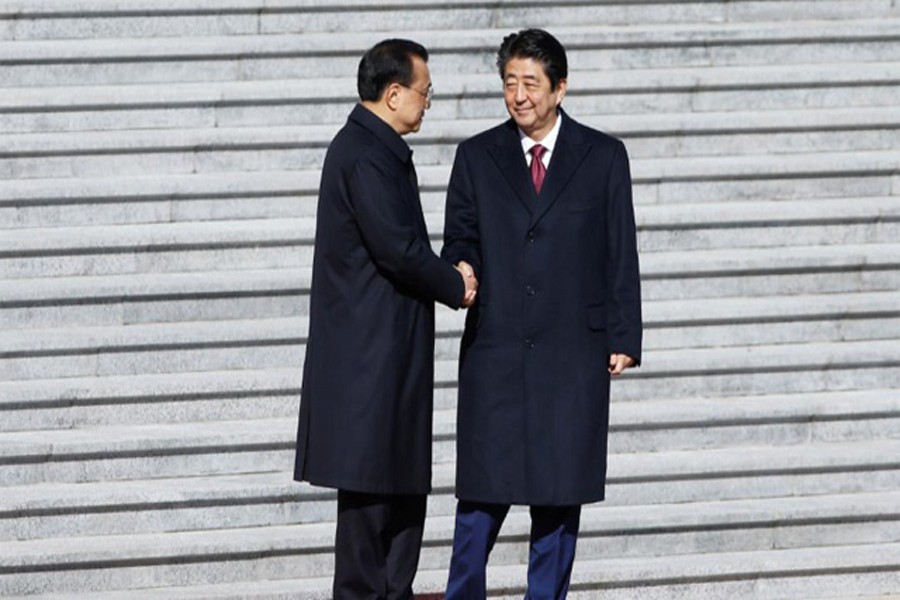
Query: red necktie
530,144,547,195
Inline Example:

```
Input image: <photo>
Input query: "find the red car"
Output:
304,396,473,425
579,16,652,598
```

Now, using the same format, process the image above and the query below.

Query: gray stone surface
1,0,898,597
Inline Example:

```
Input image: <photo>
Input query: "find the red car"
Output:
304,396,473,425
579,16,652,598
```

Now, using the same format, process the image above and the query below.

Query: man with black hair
293,38,477,600
442,29,642,599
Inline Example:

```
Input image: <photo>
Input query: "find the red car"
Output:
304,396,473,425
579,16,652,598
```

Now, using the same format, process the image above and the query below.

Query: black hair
496,29,568,90
357,39,428,102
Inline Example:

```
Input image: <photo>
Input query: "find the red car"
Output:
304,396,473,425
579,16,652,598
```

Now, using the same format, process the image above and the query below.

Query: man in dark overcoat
441,29,642,599
293,39,477,600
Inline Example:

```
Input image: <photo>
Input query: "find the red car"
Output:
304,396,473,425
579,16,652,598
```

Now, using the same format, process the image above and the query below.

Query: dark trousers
334,490,427,600
445,501,581,600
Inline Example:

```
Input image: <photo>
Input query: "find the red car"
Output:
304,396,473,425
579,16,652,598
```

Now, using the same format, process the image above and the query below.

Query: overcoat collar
348,103,413,165
487,109,591,226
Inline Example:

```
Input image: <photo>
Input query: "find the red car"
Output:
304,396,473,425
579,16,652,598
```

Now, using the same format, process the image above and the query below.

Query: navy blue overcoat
294,105,464,495
442,112,642,505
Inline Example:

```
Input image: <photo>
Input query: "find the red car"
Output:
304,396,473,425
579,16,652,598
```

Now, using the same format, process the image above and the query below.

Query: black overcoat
441,112,642,506
294,104,464,495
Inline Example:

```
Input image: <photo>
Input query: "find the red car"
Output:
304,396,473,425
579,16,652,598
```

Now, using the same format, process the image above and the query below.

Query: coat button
525,285,535,296
527,230,535,243
525,337,534,348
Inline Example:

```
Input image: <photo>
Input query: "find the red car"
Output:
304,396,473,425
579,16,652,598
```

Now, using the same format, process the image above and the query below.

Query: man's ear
554,78,568,106
384,83,402,111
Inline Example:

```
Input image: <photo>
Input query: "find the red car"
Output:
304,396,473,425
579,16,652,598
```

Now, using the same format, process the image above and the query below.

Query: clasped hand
455,261,478,308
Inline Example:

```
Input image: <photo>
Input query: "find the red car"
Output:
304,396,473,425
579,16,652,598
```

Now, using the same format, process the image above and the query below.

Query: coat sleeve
348,152,465,309
441,143,482,277
605,140,643,365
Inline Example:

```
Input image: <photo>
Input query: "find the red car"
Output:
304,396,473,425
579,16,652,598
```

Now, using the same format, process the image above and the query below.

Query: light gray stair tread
638,196,900,226
4,0,892,16
0,151,900,212
0,170,318,203
451,541,900,596
630,149,900,182
4,488,900,567
606,388,900,429
3,61,896,113
640,290,900,323
0,268,308,304
0,316,303,354
3,417,900,486
4,106,897,155
2,150,896,204
4,230,897,280
0,471,304,513
3,193,896,236
2,209,897,255
5,386,897,508
1,218,310,252
5,535,900,599
4,259,898,320
1,316,896,373
2,301,898,358
641,242,900,273
435,338,899,383
0,367,299,406
2,19,893,62
0,416,293,458
13,544,900,599
609,437,900,481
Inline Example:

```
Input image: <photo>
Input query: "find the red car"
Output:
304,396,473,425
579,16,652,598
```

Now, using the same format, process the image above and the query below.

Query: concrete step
2,19,897,87
3,490,900,596
0,269,308,330
3,192,898,264
1,247,898,338
3,107,898,179
0,316,305,381
0,368,301,432
4,0,896,41
635,196,900,252
2,148,896,224
3,217,897,299
2,61,897,134
2,324,895,422
9,539,900,598
590,338,900,401
3,262,899,347
639,242,900,300
3,191,898,254
2,388,898,535
2,292,899,380
2,382,899,485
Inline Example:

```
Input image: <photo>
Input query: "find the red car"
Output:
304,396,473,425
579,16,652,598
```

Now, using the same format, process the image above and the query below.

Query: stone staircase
1,0,899,597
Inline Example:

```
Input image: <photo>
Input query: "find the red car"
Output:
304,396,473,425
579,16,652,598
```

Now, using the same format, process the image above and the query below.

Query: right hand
455,261,478,308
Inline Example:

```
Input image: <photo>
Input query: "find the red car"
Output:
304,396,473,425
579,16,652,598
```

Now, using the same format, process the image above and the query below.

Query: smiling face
502,56,567,141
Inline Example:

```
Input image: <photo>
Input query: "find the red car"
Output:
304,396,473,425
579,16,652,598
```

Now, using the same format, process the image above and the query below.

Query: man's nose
515,85,528,103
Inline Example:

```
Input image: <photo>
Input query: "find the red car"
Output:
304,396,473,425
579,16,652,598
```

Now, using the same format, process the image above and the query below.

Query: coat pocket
586,304,607,331
568,201,601,212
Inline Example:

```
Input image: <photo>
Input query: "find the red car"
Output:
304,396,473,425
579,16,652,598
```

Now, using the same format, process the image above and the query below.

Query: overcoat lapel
487,121,535,215
531,115,590,227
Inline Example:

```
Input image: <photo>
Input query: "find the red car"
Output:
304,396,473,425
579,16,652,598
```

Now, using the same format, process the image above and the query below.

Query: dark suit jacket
442,110,642,505
294,104,464,495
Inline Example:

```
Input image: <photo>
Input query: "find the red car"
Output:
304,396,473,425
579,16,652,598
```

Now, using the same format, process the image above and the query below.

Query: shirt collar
349,103,413,164
519,110,563,157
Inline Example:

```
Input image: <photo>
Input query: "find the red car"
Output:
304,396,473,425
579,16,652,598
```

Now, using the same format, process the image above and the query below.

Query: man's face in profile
396,56,432,135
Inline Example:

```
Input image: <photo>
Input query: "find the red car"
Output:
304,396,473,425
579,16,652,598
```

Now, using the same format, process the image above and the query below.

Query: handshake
455,260,478,308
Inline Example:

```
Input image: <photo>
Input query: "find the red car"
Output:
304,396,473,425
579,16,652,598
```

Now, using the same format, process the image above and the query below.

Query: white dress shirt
519,111,563,169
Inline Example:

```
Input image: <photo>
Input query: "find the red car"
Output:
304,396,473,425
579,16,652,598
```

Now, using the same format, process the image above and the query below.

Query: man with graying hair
294,39,477,600
442,29,642,599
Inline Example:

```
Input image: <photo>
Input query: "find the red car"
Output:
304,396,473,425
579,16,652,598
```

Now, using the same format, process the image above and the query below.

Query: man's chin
511,117,534,132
